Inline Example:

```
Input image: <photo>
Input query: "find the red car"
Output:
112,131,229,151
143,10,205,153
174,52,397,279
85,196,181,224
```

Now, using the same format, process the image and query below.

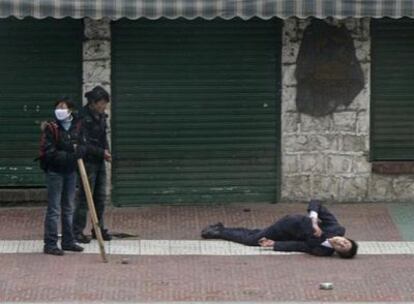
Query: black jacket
272,200,346,256
79,105,109,163
42,118,83,174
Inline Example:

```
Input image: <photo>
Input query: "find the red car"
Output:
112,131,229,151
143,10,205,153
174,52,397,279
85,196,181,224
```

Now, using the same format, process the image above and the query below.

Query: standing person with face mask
41,98,85,256
73,86,112,243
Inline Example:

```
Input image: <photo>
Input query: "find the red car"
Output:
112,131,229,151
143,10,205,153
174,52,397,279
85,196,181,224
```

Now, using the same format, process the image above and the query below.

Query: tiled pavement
0,203,404,240
2,240,414,255
1,202,414,302
2,253,414,302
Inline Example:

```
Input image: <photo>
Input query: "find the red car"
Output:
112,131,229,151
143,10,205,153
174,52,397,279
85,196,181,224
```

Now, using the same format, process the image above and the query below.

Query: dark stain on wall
295,19,364,117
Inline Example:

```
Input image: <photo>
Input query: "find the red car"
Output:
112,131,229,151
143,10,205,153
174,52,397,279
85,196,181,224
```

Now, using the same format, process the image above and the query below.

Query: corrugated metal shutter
112,18,281,205
0,18,82,186
371,18,414,161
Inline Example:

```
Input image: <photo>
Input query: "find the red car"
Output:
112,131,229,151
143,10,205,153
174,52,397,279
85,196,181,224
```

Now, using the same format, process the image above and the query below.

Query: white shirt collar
321,239,332,248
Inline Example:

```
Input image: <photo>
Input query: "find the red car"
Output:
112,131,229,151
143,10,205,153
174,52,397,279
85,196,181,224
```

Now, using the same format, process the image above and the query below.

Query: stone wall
81,17,414,204
281,17,414,203
83,18,112,199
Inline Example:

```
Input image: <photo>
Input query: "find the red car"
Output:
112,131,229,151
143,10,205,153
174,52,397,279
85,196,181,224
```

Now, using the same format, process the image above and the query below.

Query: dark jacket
272,200,346,256
79,105,109,163
42,118,83,174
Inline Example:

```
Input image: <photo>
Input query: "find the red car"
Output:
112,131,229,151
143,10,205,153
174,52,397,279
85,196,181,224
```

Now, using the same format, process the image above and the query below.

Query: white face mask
55,109,71,121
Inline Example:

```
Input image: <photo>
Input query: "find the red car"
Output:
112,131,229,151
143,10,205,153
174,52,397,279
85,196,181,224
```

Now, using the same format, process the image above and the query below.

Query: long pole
77,158,108,263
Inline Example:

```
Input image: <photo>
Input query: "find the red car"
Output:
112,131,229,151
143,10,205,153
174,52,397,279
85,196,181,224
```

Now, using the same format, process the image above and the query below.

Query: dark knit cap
85,86,110,103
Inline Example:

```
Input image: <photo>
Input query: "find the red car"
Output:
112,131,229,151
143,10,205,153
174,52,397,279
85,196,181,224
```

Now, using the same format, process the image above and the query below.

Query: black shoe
43,246,64,256
62,244,84,252
201,223,224,239
92,228,112,241
75,233,91,244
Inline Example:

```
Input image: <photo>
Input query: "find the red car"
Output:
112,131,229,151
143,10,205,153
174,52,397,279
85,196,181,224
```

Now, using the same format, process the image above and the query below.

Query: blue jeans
44,170,77,248
73,161,107,235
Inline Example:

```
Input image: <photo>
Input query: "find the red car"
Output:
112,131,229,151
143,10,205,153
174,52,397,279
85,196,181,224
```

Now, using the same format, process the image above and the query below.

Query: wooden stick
77,158,108,263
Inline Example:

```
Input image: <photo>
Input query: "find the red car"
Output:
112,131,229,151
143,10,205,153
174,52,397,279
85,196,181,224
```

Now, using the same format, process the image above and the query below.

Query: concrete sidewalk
0,202,414,302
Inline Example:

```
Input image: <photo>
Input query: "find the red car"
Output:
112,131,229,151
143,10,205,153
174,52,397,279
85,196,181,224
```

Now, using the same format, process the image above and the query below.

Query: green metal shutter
0,18,82,186
371,18,414,160
112,18,281,205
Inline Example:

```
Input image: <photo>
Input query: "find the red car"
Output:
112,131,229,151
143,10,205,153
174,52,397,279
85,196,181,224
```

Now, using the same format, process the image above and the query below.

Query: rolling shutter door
0,18,82,186
371,18,414,160
112,18,281,205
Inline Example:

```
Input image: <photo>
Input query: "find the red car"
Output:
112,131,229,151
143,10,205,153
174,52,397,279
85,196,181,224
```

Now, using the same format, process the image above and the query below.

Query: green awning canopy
0,0,413,20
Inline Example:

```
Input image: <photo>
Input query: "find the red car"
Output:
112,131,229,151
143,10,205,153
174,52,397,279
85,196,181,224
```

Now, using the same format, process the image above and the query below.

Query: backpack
36,121,59,172
35,119,83,172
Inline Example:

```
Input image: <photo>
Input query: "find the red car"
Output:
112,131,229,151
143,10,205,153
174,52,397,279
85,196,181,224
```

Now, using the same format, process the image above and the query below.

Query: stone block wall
281,17,414,203
83,18,112,199
80,17,414,204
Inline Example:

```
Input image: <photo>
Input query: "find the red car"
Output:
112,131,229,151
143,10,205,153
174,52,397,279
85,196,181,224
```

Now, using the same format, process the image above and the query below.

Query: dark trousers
219,215,302,246
73,161,107,235
44,170,77,248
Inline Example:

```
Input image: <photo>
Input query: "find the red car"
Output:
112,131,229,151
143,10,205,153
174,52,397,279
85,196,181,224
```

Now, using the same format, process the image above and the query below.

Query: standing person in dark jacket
201,200,358,258
73,86,112,243
41,98,85,256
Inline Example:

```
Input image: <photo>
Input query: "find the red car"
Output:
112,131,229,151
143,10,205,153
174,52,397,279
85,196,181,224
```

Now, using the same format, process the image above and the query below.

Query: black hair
85,86,110,104
337,238,358,259
54,96,75,110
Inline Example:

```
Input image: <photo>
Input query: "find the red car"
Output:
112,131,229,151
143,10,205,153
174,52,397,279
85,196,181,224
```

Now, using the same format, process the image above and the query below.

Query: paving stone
199,240,232,255
140,240,170,255
0,240,19,253
108,240,140,255
0,203,403,241
17,240,42,253
1,254,414,302
169,240,200,255
0,202,412,302
1,240,414,256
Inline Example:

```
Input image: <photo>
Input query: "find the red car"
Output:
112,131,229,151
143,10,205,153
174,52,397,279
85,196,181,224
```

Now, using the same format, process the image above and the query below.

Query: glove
74,145,87,159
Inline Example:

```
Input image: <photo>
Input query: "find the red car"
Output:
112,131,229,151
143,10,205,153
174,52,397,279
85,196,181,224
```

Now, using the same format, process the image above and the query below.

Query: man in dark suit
201,200,358,258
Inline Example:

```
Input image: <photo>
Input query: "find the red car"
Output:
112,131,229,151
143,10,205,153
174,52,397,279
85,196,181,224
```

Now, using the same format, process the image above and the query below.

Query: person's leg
204,216,294,246
61,172,76,247
258,217,293,241
44,171,63,250
73,178,88,236
93,161,106,229
73,162,97,238
218,227,266,246
90,161,112,240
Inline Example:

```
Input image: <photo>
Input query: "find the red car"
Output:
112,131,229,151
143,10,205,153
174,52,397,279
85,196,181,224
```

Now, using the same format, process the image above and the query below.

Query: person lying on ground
201,199,358,258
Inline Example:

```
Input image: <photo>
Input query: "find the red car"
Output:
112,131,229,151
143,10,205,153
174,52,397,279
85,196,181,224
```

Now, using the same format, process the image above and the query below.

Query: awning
0,0,413,20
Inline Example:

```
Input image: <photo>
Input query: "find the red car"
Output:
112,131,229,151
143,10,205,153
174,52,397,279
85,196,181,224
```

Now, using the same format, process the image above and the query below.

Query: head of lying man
328,236,358,259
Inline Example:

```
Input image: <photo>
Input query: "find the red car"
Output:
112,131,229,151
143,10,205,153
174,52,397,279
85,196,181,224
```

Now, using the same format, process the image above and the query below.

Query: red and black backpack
35,120,82,172
36,121,60,172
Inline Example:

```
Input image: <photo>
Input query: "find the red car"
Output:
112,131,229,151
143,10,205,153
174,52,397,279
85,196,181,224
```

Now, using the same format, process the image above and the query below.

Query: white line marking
1,240,414,255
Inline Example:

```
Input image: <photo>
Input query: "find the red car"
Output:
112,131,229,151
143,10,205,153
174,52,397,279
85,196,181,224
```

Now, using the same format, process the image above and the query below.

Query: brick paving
0,202,413,302
1,254,414,302
0,203,402,241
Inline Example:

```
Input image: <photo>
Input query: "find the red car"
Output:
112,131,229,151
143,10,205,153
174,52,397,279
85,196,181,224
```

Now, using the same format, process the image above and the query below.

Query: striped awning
0,0,413,20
